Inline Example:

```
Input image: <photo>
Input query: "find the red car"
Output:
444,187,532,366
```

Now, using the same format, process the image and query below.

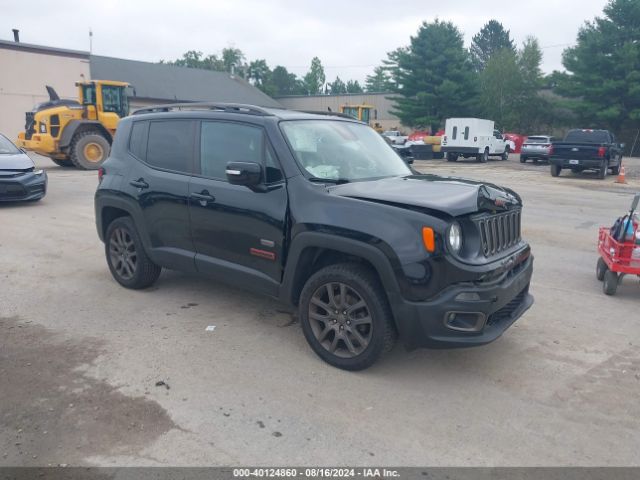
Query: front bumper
0,171,48,202
392,254,534,350
16,133,60,158
549,157,603,169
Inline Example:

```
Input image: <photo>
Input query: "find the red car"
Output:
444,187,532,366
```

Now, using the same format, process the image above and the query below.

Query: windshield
281,120,411,181
525,136,550,143
0,134,20,155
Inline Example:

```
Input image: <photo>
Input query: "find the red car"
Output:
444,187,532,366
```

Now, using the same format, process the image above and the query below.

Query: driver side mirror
225,161,263,188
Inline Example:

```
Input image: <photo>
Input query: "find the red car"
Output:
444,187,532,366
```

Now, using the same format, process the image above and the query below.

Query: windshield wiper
308,177,350,184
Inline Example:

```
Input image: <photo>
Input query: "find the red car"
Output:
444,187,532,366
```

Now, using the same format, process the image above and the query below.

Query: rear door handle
191,190,215,205
129,178,149,189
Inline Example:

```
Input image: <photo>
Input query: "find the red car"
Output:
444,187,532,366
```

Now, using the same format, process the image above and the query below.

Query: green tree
389,20,478,130
248,59,271,89
168,50,224,70
303,57,326,95
346,79,363,93
269,66,305,96
222,47,246,76
479,49,523,129
330,76,347,94
365,66,391,92
470,20,516,71
555,0,640,141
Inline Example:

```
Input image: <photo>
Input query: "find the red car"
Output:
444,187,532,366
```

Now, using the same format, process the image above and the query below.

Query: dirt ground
1,153,639,467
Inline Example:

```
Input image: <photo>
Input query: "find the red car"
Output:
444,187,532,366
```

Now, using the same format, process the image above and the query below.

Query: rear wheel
611,164,620,175
598,160,607,180
603,270,618,296
520,156,527,163
51,158,74,168
70,131,111,170
477,148,489,163
596,257,607,281
446,152,458,162
501,146,510,161
105,217,161,289
299,263,396,371
550,164,561,177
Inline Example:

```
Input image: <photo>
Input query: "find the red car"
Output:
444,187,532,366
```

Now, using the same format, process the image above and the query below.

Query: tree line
160,0,639,142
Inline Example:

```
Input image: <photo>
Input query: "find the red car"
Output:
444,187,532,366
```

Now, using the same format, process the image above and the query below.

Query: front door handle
191,190,215,205
130,178,149,189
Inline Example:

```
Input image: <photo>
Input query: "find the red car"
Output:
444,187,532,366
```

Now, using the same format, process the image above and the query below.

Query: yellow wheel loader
17,80,131,170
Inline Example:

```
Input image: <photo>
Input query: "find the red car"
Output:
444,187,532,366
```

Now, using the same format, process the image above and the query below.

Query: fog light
445,311,486,332
455,292,481,301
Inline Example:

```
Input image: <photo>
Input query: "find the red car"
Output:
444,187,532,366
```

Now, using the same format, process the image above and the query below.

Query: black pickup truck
95,104,534,370
549,129,623,179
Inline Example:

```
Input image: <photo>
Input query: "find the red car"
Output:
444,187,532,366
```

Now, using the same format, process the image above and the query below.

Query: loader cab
339,104,375,126
77,80,131,130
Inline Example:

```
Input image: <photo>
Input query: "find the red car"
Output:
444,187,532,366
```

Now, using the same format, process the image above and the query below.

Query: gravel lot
1,153,639,467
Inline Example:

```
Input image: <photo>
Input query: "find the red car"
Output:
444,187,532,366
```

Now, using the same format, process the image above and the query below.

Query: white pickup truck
382,130,408,145
440,118,510,163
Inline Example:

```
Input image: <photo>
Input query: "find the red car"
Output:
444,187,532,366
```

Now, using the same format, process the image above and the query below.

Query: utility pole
89,28,93,54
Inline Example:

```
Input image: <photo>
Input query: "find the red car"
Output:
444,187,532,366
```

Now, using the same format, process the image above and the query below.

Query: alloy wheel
109,227,137,280
308,282,373,358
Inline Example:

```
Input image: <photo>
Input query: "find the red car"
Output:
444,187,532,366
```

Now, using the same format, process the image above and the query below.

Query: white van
440,118,510,162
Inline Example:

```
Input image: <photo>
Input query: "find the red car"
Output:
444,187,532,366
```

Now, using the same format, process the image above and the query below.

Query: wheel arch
280,232,401,308
60,120,113,149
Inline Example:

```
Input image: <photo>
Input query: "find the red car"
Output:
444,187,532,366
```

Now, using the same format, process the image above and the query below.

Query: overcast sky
2,0,608,83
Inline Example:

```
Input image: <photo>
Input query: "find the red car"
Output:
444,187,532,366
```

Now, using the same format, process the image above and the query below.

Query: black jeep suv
95,103,534,370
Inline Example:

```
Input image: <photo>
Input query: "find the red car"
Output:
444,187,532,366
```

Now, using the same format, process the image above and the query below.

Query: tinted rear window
146,121,194,172
564,130,610,144
128,121,148,160
526,137,549,143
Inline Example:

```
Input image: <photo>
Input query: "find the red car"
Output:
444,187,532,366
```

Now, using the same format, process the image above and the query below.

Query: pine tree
365,66,391,92
470,20,516,71
303,57,326,95
389,20,478,130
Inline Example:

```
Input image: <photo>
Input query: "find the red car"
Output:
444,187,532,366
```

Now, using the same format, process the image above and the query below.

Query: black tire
298,263,396,371
596,257,608,281
446,152,458,162
501,146,510,161
70,131,111,170
550,164,561,177
51,158,74,168
603,270,618,296
520,156,527,163
105,216,161,289
611,164,620,176
598,160,607,180
477,148,489,163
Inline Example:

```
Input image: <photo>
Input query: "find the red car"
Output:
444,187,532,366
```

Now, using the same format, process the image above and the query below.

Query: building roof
0,39,88,59
90,55,281,107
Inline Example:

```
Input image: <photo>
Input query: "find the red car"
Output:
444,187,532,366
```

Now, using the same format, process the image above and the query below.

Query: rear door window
146,120,195,173
129,121,148,161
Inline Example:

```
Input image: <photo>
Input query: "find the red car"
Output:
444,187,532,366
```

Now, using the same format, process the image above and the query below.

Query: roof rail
296,110,358,120
132,102,275,116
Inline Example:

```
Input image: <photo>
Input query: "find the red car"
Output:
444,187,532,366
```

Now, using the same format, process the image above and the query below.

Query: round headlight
448,222,463,253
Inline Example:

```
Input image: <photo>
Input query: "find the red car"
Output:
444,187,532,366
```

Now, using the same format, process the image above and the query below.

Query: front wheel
550,164,561,177
105,217,161,289
477,149,489,163
299,263,396,371
502,146,510,161
70,131,111,170
51,158,74,168
611,164,620,175
603,270,618,296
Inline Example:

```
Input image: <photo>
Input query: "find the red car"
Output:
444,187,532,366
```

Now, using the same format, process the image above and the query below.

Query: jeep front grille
476,209,522,256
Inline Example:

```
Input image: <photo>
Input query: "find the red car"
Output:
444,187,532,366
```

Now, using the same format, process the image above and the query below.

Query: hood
0,153,35,172
329,174,521,217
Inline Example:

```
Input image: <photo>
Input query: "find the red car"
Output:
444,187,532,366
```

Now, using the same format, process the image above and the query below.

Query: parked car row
0,133,47,202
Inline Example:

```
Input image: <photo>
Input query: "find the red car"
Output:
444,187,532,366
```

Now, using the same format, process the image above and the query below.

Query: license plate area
569,159,579,165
